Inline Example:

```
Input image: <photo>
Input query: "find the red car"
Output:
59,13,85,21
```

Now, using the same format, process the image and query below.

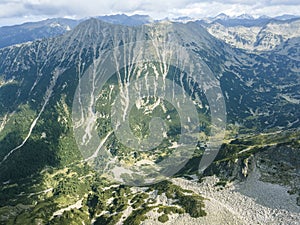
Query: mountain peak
214,13,230,20
235,14,254,20
275,14,300,20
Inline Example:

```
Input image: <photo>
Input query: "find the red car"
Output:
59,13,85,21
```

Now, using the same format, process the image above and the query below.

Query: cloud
0,0,299,26
172,1,300,18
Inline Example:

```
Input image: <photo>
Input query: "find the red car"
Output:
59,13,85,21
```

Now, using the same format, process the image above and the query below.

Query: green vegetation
94,213,123,225
150,180,206,218
178,194,206,217
130,192,149,209
158,213,169,223
123,206,154,225
215,179,228,187
157,205,184,214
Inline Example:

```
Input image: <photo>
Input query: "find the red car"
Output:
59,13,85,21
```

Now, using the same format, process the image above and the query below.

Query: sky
0,0,300,26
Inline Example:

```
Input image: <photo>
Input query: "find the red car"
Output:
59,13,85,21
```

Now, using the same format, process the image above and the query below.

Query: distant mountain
213,13,230,21
235,14,255,20
96,14,152,26
0,18,79,49
275,14,300,20
204,16,300,51
0,15,153,49
171,16,195,23
204,13,300,27
209,16,270,27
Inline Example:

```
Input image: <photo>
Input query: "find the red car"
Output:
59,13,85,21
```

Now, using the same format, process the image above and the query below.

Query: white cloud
0,0,299,26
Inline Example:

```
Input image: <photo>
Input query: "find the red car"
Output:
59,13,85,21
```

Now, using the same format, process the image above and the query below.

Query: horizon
1,0,300,27
1,12,300,28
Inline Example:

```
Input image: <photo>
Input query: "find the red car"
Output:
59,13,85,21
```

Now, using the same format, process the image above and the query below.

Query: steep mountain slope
0,19,221,180
0,19,299,224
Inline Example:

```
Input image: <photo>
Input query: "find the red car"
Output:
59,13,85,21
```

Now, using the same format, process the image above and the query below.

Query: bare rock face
241,158,249,178
203,155,254,182
257,144,300,199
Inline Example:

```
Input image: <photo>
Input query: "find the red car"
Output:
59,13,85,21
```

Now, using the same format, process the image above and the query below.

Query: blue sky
0,0,300,26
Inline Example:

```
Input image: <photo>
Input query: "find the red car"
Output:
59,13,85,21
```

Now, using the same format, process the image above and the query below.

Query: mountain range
0,14,299,225
1,13,300,49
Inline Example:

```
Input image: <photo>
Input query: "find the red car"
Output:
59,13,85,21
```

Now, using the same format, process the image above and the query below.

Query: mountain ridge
1,13,300,49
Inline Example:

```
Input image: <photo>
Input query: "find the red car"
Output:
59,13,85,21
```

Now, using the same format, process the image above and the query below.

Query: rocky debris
167,176,300,225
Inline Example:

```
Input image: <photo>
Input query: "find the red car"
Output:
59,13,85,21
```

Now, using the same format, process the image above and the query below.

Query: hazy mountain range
1,13,300,49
